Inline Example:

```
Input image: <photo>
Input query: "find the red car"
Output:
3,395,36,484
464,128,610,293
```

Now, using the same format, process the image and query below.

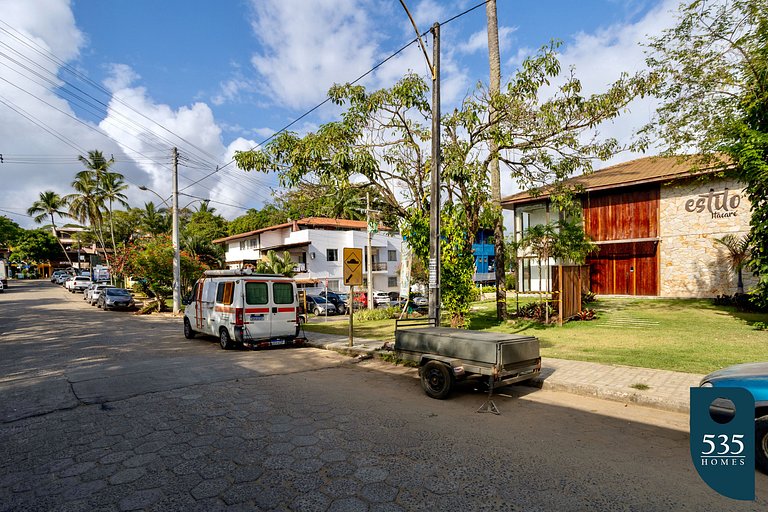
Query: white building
213,217,404,293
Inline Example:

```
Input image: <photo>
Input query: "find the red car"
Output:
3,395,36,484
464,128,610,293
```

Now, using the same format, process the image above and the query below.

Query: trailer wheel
219,328,233,350
183,318,196,339
420,360,454,399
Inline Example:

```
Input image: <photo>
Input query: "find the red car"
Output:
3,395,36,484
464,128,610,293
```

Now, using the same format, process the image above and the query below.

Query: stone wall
659,177,755,297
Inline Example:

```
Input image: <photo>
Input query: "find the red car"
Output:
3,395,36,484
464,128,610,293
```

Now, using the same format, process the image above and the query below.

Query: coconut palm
27,190,73,266
100,171,129,253
255,250,297,277
66,173,109,265
139,202,171,236
715,234,752,294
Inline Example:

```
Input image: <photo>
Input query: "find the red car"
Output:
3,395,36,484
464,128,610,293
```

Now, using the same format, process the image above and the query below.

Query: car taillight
235,308,244,326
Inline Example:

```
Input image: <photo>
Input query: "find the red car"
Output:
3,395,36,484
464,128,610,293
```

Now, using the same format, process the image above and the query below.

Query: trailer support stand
476,375,500,415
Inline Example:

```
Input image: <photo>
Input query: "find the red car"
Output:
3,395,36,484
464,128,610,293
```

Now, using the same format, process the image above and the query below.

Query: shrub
570,309,597,321
582,291,596,304
513,300,556,322
712,294,768,313
354,307,400,321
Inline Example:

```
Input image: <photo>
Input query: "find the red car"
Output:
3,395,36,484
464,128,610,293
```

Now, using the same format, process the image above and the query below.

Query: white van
183,269,301,350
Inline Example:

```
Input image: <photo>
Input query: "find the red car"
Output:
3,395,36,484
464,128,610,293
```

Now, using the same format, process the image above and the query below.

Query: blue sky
0,0,680,228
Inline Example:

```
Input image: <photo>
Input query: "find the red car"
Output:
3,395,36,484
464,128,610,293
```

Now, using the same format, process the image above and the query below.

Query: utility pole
366,192,373,310
428,22,441,325
172,147,181,315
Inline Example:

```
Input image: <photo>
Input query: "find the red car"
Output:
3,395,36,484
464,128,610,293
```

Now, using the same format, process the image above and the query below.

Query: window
327,249,338,262
245,282,268,305
388,250,397,262
216,282,234,305
273,282,294,304
239,241,246,251
388,277,397,287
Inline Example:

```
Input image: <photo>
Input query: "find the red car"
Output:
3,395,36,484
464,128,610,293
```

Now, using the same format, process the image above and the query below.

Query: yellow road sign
343,247,363,286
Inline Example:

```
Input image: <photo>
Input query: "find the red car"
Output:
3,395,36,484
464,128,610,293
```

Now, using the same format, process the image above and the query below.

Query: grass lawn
304,297,768,374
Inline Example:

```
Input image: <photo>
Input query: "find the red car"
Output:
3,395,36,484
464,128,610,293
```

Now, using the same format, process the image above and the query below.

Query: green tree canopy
9,229,59,264
0,216,22,247
646,0,768,306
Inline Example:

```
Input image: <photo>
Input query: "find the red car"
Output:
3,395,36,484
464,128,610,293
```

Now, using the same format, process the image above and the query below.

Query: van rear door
271,280,297,339
243,280,271,341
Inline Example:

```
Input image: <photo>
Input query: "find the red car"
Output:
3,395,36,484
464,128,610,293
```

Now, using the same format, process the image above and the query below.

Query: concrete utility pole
428,22,441,325
366,192,373,310
172,147,181,315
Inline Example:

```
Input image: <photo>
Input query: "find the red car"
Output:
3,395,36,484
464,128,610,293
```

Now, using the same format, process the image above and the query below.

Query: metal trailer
395,319,541,407
0,259,8,288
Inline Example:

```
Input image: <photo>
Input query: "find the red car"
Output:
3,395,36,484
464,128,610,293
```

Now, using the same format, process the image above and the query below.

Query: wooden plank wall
583,186,660,296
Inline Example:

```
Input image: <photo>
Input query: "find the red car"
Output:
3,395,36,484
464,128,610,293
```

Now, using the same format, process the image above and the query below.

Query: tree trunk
486,0,507,321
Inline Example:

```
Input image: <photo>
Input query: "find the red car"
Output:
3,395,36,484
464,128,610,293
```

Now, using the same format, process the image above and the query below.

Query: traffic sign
343,247,363,286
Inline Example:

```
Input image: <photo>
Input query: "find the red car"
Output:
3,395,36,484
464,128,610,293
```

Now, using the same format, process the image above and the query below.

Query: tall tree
646,0,768,307
67,172,109,265
0,216,22,247
486,0,506,321
99,171,129,254
27,190,73,266
139,202,171,236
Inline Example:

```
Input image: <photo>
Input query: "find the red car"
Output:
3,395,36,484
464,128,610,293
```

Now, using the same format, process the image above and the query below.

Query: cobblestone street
1,281,767,511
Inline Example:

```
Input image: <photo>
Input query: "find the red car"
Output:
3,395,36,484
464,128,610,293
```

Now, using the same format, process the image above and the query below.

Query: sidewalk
302,331,700,414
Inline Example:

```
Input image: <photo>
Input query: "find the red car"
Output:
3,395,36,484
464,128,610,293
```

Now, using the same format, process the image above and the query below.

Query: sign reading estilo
684,188,741,219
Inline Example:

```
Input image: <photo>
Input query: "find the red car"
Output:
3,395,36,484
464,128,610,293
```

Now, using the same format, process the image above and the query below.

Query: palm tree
66,173,108,265
181,232,223,267
255,250,297,277
486,0,506,321
99,171,129,254
715,234,752,294
139,202,171,236
77,150,114,181
27,190,73,266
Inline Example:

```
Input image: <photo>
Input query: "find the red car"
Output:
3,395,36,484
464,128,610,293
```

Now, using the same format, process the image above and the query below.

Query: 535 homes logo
690,388,755,500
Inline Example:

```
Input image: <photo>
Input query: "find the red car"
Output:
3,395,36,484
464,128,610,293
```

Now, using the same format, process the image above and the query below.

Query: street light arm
138,185,172,208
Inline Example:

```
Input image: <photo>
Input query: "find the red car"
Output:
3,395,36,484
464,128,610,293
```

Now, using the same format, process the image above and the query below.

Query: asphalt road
1,280,766,511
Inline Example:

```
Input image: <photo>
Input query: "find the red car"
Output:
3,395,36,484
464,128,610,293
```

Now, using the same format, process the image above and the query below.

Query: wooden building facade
503,156,755,298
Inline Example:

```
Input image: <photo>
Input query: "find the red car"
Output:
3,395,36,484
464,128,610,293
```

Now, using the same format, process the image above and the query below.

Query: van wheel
420,360,454,400
183,318,196,339
219,328,233,350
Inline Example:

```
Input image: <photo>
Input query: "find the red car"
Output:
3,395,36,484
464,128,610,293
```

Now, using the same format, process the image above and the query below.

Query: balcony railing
293,263,307,273
365,262,388,272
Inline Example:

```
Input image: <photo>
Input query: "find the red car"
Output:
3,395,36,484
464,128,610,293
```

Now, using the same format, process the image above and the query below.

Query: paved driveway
1,280,766,511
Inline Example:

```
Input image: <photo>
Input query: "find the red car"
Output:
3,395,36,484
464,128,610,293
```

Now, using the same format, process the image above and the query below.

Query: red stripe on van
245,307,269,313
277,307,295,313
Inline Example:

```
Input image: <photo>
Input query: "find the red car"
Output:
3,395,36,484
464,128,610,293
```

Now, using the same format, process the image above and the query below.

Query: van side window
245,282,268,305
273,283,294,304
222,282,234,305
216,283,225,303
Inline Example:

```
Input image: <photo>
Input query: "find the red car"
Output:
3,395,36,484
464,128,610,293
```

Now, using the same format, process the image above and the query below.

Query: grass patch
630,383,650,391
305,297,768,375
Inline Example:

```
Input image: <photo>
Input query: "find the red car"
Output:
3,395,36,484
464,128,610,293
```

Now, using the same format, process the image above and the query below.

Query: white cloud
458,26,517,55
247,0,381,109
103,63,140,93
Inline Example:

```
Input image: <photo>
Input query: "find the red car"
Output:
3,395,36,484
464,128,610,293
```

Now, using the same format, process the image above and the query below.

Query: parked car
306,295,337,315
319,290,347,315
63,276,77,290
69,276,92,293
700,363,768,474
87,284,115,305
56,273,71,285
0,280,3,293
371,290,391,308
97,287,136,311
51,270,68,283
412,295,428,307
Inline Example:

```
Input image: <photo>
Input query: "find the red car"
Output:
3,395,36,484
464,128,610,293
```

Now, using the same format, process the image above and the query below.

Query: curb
528,377,690,414
303,332,691,414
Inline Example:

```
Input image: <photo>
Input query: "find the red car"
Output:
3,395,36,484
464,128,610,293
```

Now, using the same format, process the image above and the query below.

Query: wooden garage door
587,242,658,296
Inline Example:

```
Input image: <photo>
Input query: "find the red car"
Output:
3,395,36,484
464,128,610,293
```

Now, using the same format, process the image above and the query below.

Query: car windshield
310,296,327,304
106,288,131,296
